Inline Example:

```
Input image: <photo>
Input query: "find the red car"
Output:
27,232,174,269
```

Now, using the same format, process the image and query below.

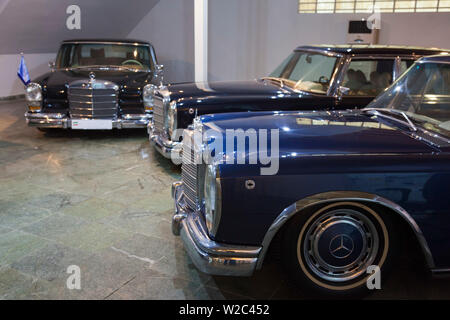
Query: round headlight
203,165,221,235
167,101,177,137
25,83,42,102
143,84,156,110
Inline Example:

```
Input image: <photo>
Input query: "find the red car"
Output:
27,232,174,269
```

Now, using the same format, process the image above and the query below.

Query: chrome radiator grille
181,132,198,211
152,95,165,132
68,80,118,119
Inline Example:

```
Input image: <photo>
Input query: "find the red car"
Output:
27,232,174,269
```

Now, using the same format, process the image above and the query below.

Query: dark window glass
343,59,395,96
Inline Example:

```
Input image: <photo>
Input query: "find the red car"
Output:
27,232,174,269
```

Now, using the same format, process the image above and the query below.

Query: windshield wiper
363,108,418,132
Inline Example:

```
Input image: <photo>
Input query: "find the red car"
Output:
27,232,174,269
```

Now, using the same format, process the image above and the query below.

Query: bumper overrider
148,122,181,159
25,112,152,129
171,181,262,276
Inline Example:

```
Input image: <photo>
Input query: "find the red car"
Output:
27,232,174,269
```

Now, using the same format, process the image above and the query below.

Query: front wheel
283,202,396,298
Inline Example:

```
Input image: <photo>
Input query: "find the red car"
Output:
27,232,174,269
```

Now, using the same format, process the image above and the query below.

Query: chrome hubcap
302,208,379,283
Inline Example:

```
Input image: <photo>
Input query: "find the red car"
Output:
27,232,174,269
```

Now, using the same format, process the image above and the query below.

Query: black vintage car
25,39,163,130
149,45,449,162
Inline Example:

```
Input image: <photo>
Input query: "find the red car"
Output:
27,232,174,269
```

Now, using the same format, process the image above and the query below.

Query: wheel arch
256,191,434,270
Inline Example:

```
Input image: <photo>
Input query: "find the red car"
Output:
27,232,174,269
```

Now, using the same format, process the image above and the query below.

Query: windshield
56,43,153,71
367,60,450,137
269,51,338,94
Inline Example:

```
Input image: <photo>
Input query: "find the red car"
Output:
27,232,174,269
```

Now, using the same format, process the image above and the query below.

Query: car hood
166,79,296,101
200,110,437,157
37,68,152,88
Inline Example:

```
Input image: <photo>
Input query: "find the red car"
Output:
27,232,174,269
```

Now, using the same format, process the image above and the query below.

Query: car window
288,54,336,83
342,59,395,97
57,43,153,70
367,61,450,136
269,51,338,94
270,53,294,78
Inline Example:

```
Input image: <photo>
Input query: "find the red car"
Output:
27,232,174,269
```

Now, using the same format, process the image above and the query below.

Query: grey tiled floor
1,100,450,300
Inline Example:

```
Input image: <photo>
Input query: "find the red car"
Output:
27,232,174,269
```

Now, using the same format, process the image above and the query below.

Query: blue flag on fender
17,55,30,86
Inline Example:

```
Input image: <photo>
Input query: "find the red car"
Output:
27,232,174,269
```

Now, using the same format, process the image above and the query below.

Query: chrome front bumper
148,123,181,161
25,112,152,129
171,182,261,277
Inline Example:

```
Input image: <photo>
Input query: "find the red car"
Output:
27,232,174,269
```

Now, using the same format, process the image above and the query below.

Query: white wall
0,0,160,54
0,53,55,97
0,0,194,98
128,0,195,84
209,0,450,81
0,0,161,98
1,0,450,97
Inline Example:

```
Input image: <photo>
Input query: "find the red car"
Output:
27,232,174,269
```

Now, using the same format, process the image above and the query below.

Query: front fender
256,190,434,270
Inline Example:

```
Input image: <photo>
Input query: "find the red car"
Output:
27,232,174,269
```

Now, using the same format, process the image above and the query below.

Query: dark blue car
172,54,450,297
150,45,448,163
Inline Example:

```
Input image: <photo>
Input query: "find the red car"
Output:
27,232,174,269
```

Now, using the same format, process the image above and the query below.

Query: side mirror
48,61,55,70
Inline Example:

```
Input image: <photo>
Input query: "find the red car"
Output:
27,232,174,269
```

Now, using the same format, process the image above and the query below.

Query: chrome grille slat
153,95,165,132
181,132,198,211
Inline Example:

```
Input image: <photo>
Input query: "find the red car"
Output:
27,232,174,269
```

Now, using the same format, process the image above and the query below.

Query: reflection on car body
172,54,450,297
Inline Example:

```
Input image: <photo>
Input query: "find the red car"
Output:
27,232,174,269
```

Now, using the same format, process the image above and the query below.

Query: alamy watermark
366,5,382,30
366,265,381,290
66,265,81,290
66,5,81,30
172,128,280,176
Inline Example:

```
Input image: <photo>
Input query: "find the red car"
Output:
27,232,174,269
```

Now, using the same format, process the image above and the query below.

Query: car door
336,57,396,109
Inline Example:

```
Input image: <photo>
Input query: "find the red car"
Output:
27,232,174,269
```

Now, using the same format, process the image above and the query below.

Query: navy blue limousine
172,54,450,297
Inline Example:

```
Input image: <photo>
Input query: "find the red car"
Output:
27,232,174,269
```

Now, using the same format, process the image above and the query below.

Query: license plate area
71,119,113,130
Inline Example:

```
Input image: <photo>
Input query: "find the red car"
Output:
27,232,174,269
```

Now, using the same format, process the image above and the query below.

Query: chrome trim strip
348,54,418,59
417,58,450,65
256,191,435,270
25,112,151,129
330,56,351,98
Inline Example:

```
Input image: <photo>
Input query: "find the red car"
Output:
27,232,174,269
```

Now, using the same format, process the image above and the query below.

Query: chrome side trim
256,191,435,270
393,56,402,81
294,48,344,58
